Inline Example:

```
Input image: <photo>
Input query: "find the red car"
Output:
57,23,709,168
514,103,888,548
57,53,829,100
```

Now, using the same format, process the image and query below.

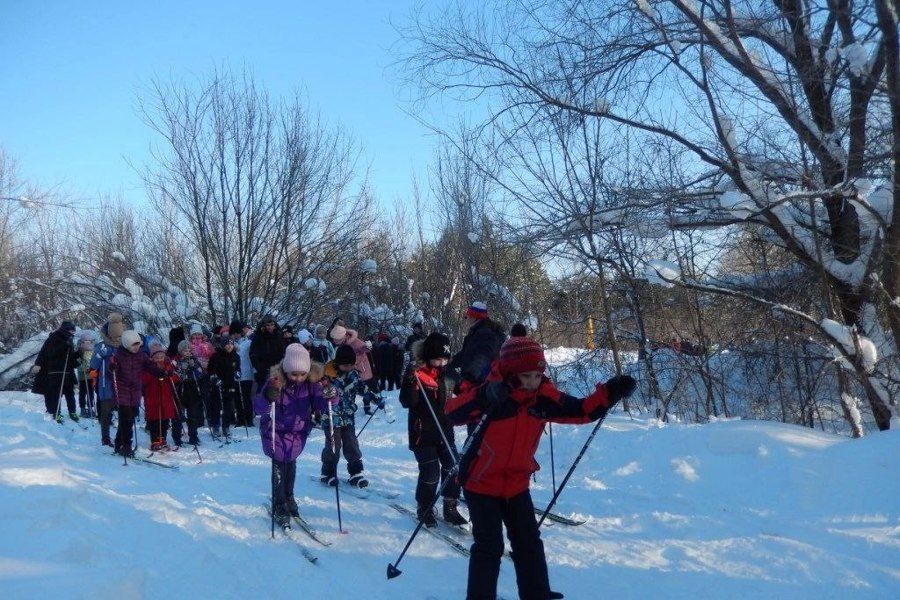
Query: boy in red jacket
142,342,181,450
445,336,635,600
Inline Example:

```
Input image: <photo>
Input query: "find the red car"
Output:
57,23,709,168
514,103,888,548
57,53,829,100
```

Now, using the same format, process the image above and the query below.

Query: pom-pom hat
498,335,546,377
466,301,489,320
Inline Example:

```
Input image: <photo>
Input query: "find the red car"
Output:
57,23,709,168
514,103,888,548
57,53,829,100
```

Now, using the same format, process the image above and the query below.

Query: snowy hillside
0,387,897,599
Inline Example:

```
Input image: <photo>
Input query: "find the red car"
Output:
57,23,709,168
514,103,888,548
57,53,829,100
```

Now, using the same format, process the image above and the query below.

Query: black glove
604,375,636,406
480,381,508,409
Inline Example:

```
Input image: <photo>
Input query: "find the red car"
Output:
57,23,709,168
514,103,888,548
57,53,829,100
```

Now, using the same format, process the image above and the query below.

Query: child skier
207,336,240,439
398,332,468,527
254,343,329,528
109,330,167,457
445,335,636,600
75,333,96,418
174,340,205,445
142,342,181,450
319,344,382,488
89,313,126,446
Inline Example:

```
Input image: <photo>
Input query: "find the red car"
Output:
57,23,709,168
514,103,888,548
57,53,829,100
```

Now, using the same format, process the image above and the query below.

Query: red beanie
466,301,489,320
498,336,546,377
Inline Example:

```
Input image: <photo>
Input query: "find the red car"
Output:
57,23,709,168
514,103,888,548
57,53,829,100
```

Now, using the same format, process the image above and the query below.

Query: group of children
36,309,637,600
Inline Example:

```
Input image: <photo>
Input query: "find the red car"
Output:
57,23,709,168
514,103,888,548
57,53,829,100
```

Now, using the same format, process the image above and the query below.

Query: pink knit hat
282,343,311,373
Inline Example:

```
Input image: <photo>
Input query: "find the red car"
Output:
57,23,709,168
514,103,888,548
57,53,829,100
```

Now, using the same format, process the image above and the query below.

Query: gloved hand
30,365,41,375
89,368,98,384
479,380,508,410
604,375,637,406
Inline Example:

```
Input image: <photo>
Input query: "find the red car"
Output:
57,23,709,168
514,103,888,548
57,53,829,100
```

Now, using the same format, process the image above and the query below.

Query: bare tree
400,0,900,431
138,69,369,325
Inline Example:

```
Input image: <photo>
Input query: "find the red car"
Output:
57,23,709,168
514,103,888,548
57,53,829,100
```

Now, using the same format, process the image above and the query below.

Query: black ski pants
272,459,297,511
463,488,552,600
321,423,363,478
413,444,460,506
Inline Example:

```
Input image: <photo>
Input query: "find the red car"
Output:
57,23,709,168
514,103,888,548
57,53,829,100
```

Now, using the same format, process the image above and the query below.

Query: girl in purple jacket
110,330,166,456
254,343,330,528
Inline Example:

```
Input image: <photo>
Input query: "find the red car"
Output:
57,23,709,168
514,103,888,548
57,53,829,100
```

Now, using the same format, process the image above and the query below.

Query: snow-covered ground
0,380,898,599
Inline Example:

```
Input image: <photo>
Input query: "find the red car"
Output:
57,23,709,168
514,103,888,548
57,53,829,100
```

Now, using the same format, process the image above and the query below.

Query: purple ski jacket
254,366,328,462
111,347,165,407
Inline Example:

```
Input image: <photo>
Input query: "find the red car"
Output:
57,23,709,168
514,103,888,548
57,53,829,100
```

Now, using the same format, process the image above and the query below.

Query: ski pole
413,370,458,462
326,395,345,534
548,423,557,495
387,406,494,579
54,350,70,422
536,410,612,529
270,398,276,539
355,404,381,438
112,369,128,467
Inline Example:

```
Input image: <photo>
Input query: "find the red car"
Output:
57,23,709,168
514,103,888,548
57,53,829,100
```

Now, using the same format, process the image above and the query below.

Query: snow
644,259,681,287
361,259,378,274
1,381,898,599
840,42,870,78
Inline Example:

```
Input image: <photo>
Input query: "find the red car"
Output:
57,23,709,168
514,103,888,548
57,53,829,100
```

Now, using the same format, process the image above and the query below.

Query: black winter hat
422,332,452,362
334,344,356,366
59,321,77,334
228,320,245,336
509,323,528,337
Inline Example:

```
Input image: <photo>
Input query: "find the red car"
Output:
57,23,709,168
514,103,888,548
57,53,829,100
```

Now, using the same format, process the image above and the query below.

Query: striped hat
498,336,546,377
465,301,489,320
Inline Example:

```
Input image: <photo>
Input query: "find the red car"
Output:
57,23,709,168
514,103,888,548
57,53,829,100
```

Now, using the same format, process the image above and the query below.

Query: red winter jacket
142,366,180,421
445,363,612,499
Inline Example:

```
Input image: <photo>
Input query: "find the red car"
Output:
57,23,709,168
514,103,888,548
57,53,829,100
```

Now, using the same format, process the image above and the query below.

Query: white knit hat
282,343,311,373
121,330,142,350
297,328,312,344
330,325,347,341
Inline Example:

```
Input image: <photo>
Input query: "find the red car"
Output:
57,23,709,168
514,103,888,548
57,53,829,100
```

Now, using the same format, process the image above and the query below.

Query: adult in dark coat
249,314,286,387
33,320,81,421
449,302,507,395
373,335,397,391
404,322,426,353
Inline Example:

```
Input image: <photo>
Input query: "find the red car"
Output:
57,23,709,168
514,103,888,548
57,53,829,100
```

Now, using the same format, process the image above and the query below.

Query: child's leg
146,419,160,447
503,490,551,599
320,425,341,480
115,405,137,454
342,426,365,484
63,380,77,416
412,446,440,506
78,380,87,412
221,389,236,433
206,383,222,432
463,489,505,599
99,400,113,444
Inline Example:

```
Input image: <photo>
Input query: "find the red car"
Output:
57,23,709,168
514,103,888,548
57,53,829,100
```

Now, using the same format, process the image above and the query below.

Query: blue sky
0,1,440,207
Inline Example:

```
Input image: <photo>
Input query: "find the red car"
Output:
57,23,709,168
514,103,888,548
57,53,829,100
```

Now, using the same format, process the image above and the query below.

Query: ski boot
417,502,437,528
443,498,468,526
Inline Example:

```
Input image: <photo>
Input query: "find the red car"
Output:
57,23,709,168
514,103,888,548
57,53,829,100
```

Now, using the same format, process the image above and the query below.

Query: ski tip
386,563,402,579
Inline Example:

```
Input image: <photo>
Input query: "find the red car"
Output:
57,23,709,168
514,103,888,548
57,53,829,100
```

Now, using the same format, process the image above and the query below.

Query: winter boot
189,435,201,446
69,412,80,422
80,408,89,419
274,504,291,529
320,474,337,487
348,473,369,488
55,414,65,424
442,498,468,526
364,404,375,416
417,502,437,528
212,426,221,438
286,496,299,518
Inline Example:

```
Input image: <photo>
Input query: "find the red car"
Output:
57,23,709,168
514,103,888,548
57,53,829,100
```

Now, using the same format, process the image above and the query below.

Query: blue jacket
89,342,117,401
